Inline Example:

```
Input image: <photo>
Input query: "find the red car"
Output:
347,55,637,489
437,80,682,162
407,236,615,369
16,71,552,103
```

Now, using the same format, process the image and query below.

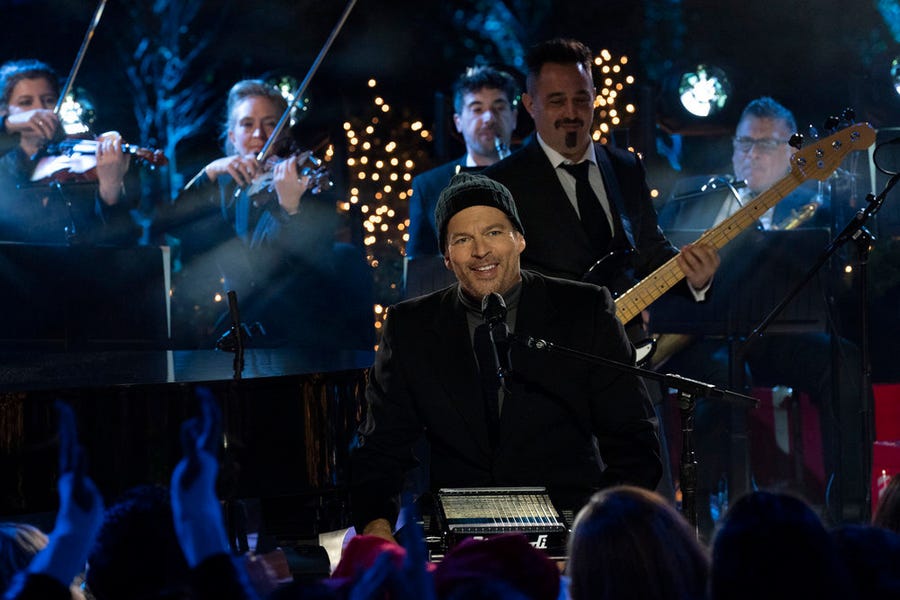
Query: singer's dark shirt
349,270,661,531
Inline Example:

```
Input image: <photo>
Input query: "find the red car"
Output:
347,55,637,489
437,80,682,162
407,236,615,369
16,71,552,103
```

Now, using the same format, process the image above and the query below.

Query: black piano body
0,348,372,541
0,242,373,539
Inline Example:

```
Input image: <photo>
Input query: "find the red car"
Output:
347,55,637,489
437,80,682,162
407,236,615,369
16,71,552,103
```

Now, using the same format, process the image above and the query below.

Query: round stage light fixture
677,65,730,118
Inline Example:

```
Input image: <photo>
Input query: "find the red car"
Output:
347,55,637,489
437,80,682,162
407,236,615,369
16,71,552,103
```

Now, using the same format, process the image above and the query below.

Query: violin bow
54,0,109,115
254,0,358,164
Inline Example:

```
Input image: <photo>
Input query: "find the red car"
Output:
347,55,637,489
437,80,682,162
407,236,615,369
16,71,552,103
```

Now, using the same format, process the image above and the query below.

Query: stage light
268,75,311,126
891,57,900,96
58,88,95,135
677,65,730,117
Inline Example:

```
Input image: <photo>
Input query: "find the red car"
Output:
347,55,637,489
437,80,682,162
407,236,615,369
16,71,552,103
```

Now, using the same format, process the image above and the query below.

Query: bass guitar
599,123,876,365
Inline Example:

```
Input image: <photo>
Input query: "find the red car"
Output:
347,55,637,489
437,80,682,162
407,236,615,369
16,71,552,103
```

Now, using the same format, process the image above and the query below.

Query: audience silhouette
709,490,854,600
3,399,898,600
566,485,708,600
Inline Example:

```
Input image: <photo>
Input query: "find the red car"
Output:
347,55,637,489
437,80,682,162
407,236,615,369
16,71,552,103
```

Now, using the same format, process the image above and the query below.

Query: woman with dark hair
566,485,708,600
158,79,370,349
0,59,61,156
0,59,137,245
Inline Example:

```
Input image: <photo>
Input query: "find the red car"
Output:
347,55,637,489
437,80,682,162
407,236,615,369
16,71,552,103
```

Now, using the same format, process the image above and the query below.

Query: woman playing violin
201,79,311,217
0,59,138,245
158,79,363,349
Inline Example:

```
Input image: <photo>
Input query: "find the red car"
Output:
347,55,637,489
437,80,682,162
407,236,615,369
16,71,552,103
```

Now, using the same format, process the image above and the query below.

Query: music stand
650,228,832,504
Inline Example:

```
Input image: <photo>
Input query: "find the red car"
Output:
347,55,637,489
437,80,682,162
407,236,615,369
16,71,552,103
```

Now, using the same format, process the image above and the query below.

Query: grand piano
0,243,373,544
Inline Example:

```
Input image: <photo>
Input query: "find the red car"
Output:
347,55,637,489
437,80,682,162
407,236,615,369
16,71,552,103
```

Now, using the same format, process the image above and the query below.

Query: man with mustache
407,66,520,261
482,38,720,510
483,38,719,299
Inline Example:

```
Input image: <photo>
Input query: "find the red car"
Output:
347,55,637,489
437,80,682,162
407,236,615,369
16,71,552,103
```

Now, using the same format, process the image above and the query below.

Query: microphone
481,292,513,387
699,174,747,192
494,136,511,160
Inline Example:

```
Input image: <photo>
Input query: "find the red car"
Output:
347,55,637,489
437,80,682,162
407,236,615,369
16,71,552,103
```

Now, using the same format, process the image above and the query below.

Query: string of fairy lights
56,51,650,347
340,78,433,335
590,50,637,144
170,51,638,344
340,51,638,342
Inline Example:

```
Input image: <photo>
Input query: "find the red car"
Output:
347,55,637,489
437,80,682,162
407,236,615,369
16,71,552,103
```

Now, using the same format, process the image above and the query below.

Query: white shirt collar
535,133,596,168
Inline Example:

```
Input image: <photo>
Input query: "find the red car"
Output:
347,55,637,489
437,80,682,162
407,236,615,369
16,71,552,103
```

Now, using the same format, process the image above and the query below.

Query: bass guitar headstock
789,115,874,183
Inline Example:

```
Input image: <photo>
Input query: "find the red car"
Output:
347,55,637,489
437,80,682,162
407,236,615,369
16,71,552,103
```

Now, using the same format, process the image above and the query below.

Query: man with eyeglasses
733,98,795,193
656,96,865,536
729,97,829,229
661,97,828,232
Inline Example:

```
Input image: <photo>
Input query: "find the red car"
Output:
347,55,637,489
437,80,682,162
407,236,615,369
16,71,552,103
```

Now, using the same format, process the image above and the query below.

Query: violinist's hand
204,154,261,188
678,242,720,290
96,131,130,206
4,108,61,142
273,154,310,216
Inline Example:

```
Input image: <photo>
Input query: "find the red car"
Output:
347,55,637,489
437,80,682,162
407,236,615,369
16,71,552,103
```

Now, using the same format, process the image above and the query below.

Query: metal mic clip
494,136,511,160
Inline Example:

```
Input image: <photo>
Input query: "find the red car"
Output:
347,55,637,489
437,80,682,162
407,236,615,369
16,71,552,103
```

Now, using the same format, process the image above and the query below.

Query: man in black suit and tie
482,38,719,298
350,173,662,542
406,66,520,260
480,38,720,519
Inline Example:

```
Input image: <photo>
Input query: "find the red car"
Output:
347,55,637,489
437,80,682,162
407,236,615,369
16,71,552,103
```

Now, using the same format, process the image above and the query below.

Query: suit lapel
594,144,636,251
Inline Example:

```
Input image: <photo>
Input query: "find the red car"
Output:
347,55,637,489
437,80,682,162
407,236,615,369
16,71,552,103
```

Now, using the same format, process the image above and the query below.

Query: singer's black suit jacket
482,139,680,295
349,270,662,531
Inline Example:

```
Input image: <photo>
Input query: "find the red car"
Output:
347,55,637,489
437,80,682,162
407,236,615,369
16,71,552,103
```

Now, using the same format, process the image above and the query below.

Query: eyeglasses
732,136,789,153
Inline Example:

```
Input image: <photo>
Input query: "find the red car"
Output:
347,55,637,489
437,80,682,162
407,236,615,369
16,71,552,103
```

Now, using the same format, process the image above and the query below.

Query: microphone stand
740,170,900,520
213,289,249,552
216,290,247,380
510,332,757,535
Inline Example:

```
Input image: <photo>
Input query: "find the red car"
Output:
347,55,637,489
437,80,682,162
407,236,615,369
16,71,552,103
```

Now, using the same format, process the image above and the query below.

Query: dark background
3,1,897,173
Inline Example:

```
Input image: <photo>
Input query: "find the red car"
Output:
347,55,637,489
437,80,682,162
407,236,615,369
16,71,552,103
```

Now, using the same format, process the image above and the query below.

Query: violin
30,134,168,184
233,0,356,199
244,150,332,197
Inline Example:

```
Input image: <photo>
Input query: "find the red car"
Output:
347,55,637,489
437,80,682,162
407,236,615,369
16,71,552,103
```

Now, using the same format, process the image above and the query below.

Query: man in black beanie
349,172,661,542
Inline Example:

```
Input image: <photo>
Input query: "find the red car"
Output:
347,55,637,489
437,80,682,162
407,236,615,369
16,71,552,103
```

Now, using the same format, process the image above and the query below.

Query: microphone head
481,292,507,323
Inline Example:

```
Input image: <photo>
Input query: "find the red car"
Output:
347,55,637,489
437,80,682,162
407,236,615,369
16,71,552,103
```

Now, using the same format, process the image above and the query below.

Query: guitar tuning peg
788,133,804,149
840,107,856,123
806,124,820,140
823,115,841,131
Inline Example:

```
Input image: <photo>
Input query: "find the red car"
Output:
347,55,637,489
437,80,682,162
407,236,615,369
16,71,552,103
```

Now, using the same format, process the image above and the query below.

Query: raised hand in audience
169,387,229,568
4,401,105,599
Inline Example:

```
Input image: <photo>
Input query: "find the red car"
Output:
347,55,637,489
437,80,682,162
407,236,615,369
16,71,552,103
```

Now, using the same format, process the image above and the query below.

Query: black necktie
560,161,612,254
474,322,501,448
